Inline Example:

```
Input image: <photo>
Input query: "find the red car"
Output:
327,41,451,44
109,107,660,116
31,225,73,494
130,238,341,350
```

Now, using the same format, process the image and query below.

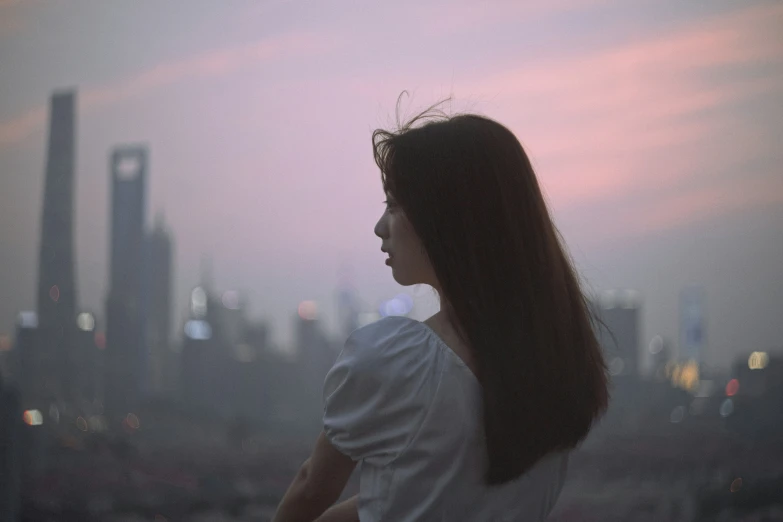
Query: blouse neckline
395,315,481,385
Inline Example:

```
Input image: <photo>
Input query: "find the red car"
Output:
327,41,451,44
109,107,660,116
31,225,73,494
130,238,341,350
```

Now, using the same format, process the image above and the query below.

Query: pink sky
1,0,781,367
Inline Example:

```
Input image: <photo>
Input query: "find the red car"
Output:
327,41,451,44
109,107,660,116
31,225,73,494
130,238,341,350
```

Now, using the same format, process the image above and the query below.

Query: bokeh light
23,409,43,426
726,378,740,397
720,399,734,417
184,320,212,340
379,294,414,317
191,287,207,317
77,312,95,331
608,357,625,376
17,311,38,328
648,335,663,354
298,300,318,321
748,351,769,370
49,284,60,302
126,413,140,430
669,405,685,424
94,331,106,349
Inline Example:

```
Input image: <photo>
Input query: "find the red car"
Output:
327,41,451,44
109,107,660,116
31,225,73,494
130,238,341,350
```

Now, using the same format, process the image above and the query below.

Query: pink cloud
416,0,610,36
0,30,339,145
449,2,783,226
630,175,783,234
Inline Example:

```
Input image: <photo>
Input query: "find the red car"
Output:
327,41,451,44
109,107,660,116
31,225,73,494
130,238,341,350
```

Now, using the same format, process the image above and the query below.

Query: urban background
1,1,782,521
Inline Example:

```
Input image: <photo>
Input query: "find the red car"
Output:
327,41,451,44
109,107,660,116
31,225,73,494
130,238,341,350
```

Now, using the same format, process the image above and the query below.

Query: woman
273,102,609,521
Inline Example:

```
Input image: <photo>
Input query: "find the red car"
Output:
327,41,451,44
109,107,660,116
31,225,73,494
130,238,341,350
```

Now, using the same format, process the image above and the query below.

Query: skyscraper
336,264,360,343
105,145,147,416
146,215,173,395
594,289,641,378
0,377,22,522
680,286,706,365
36,90,78,404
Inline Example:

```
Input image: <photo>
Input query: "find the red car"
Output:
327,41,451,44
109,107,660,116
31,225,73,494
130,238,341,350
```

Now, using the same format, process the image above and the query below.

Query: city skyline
1,0,782,367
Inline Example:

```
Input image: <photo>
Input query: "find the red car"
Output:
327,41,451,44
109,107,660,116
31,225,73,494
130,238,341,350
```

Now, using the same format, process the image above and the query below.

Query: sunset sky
1,0,781,368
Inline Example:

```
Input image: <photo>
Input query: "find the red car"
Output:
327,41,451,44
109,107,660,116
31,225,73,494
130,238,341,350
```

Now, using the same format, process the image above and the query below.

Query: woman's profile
273,98,609,521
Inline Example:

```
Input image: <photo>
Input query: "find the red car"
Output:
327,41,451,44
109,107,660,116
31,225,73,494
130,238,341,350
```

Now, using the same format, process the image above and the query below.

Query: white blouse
323,316,569,521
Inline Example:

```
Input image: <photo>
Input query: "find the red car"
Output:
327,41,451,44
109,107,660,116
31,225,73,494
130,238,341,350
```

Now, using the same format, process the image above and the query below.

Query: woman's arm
315,496,359,522
272,432,357,522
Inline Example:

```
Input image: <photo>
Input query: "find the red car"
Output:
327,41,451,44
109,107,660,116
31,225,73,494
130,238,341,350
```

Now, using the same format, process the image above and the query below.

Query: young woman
273,102,609,521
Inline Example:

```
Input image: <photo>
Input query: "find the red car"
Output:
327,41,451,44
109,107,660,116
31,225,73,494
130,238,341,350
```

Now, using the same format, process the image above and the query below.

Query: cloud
412,0,610,36
0,29,339,145
452,2,783,230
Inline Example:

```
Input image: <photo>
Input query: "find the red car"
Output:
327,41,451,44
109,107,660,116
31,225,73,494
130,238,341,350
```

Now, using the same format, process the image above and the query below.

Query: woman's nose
374,215,387,239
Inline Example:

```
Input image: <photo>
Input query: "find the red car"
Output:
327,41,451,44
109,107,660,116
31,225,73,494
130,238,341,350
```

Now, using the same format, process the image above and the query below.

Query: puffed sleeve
323,317,434,465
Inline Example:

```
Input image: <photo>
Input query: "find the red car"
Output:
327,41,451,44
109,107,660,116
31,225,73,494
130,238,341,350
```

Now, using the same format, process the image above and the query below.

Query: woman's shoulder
344,316,435,371
323,317,440,462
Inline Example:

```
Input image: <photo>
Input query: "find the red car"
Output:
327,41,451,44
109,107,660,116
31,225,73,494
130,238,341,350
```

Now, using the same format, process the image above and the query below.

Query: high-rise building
0,377,22,522
679,286,706,365
336,265,360,343
180,286,228,414
105,145,148,416
594,289,641,378
36,90,78,405
146,215,173,395
73,311,98,402
295,302,336,425
14,312,39,410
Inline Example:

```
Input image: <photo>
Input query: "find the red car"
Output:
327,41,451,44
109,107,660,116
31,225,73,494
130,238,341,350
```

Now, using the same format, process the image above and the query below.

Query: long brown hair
372,98,609,485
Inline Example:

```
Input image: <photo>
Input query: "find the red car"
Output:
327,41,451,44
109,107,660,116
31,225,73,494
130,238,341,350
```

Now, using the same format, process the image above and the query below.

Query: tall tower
146,214,173,395
104,145,147,416
595,289,641,378
36,90,78,403
336,264,359,343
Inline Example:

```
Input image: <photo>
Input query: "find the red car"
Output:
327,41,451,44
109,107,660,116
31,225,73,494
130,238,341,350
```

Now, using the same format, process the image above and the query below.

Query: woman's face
374,195,437,287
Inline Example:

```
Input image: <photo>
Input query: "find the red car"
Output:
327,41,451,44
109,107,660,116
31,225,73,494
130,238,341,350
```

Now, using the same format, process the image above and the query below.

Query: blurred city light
77,312,95,331
608,357,625,376
17,310,38,328
115,155,141,180
669,405,685,424
0,334,10,351
648,335,663,354
184,320,212,340
379,294,413,317
88,416,107,432
49,284,60,302
669,360,699,392
726,378,740,397
76,416,88,431
94,331,106,349
126,413,140,430
23,409,43,426
297,300,318,320
191,287,208,317
720,398,734,417
748,351,769,370
730,477,743,493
